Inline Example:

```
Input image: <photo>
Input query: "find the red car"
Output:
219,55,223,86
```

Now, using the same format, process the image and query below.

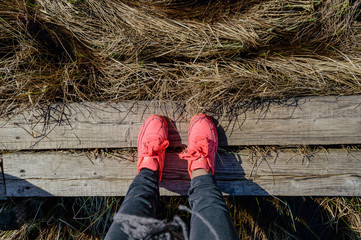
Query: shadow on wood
0,174,51,230
161,151,269,196
3,173,52,197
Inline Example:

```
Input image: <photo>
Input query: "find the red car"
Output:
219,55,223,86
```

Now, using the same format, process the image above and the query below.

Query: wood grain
0,95,361,150
2,149,361,196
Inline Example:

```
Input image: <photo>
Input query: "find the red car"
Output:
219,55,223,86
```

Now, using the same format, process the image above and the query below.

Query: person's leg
105,114,169,240
188,170,239,240
105,168,159,240
179,114,240,240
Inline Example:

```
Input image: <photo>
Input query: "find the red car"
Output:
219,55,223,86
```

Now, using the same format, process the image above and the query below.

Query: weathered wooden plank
0,95,361,150
2,149,361,196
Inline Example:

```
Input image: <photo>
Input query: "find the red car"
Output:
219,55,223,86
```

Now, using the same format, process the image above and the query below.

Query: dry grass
0,195,360,239
0,0,361,239
0,197,118,240
225,196,361,240
0,0,360,115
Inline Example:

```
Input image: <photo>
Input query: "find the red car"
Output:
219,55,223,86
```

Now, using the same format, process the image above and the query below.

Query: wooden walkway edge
0,95,360,196
0,95,361,150
1,149,360,196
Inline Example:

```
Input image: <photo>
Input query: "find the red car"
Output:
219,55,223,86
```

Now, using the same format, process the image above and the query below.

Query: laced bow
180,136,210,160
140,135,169,159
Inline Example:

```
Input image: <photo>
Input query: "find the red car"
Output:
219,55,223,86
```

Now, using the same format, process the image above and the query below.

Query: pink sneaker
137,114,169,181
179,113,218,179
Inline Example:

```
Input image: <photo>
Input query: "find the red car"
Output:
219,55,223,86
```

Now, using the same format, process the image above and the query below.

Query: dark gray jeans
105,169,240,240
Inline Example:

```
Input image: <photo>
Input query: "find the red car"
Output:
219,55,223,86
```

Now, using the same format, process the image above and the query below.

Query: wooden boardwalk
1,149,360,196
0,95,360,196
1,95,360,150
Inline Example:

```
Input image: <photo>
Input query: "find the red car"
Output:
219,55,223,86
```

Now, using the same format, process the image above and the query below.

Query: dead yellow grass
0,0,360,115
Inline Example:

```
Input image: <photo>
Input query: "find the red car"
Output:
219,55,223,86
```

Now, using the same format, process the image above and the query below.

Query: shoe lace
180,136,209,161
140,135,169,159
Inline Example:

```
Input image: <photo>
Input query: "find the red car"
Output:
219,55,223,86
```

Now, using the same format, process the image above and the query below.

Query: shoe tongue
192,136,209,154
143,135,169,157
180,136,209,161
193,135,208,144
145,135,162,143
